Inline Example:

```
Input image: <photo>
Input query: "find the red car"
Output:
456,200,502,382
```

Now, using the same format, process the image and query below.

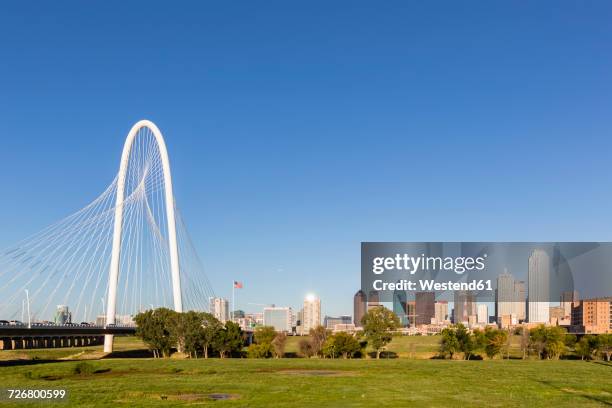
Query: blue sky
1,2,612,317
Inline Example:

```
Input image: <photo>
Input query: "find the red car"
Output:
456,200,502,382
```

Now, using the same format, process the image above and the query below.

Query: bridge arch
104,120,182,352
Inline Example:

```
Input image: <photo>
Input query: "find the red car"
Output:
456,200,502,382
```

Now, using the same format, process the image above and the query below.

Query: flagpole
232,281,235,322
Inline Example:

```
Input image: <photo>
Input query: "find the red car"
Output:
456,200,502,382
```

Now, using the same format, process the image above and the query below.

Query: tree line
439,323,612,361
135,307,611,361
134,306,399,359
134,308,243,358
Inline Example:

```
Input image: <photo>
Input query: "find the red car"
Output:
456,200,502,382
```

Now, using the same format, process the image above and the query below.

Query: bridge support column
0,337,12,350
13,338,23,349
104,334,114,353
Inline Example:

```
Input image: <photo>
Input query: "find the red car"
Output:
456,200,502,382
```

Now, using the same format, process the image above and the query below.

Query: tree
575,336,593,360
298,338,315,358
199,313,223,359
544,326,567,359
470,328,487,359
173,311,206,358
362,308,400,359
564,333,577,349
575,335,601,361
246,326,276,358
529,325,547,359
330,332,361,359
483,327,508,359
598,334,612,361
529,325,567,360
309,326,330,357
134,308,177,358
271,332,287,358
439,327,460,359
321,335,338,359
215,321,244,358
456,324,477,360
254,326,277,345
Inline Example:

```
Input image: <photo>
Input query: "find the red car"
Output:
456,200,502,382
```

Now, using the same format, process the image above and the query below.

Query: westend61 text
372,279,493,292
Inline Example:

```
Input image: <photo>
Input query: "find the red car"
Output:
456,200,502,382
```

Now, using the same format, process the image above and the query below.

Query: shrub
73,362,95,375
271,332,287,358
322,332,361,359
247,343,273,358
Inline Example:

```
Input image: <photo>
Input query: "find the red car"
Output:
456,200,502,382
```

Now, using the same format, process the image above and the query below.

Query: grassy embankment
1,336,610,407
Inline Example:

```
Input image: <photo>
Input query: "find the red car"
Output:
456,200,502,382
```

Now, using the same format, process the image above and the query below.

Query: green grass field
284,334,440,356
286,334,520,359
1,337,610,407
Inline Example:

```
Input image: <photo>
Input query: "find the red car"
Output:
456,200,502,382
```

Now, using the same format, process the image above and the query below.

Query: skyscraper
561,290,579,319
514,280,526,321
496,272,515,321
353,290,366,327
415,292,435,326
434,301,448,324
263,307,293,332
54,305,71,325
393,289,408,327
454,291,476,324
209,297,229,323
324,315,352,329
302,294,321,333
406,301,416,326
367,290,380,310
528,249,550,323
496,270,526,323
477,304,488,324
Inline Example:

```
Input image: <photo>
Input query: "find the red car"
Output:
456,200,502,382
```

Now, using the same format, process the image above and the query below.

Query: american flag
233,281,243,289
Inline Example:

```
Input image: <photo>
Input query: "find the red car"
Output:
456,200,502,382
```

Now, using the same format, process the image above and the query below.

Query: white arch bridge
0,120,214,352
